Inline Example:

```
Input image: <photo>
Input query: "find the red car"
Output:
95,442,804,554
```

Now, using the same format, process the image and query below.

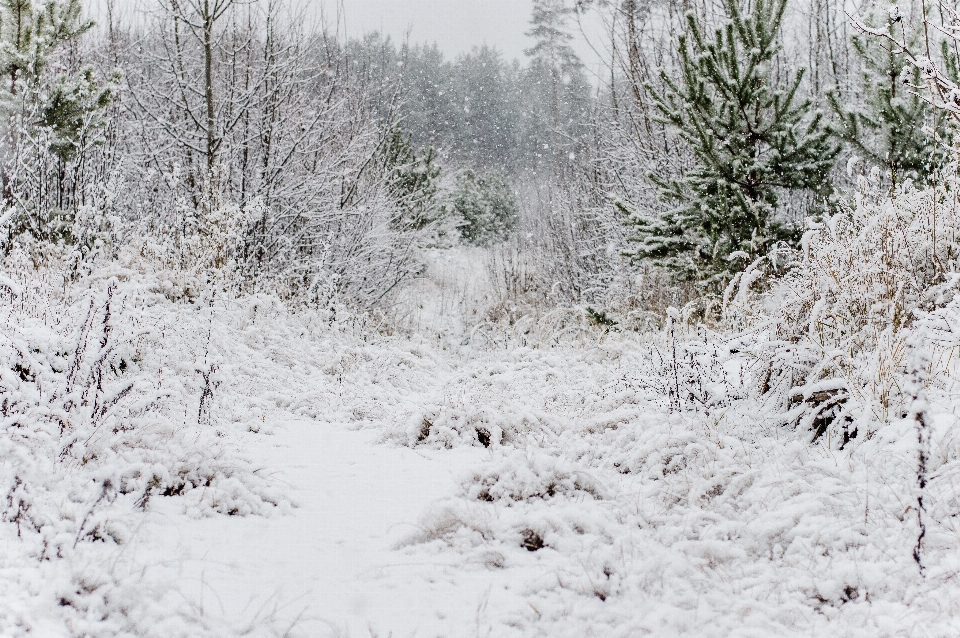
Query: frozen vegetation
4,0,960,635
7,174,960,635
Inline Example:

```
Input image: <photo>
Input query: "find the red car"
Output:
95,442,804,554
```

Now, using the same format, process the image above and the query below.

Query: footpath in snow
138,422,490,637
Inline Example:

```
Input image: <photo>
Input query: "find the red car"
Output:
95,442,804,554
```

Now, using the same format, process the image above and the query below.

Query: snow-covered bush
1,270,281,531
729,170,960,443
445,168,519,245
463,451,608,503
0,256,287,632
404,397,552,449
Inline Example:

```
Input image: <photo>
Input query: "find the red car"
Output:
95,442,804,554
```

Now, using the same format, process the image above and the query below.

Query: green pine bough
622,0,838,292
826,2,948,188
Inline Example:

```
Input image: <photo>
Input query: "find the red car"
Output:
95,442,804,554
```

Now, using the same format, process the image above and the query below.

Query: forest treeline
0,0,955,317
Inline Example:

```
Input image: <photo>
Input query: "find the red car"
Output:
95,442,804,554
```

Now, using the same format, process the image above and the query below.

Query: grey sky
88,1,605,72
331,0,604,70
338,0,534,60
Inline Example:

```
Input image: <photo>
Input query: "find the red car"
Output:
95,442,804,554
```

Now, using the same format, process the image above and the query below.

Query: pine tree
523,0,591,171
0,0,114,242
451,46,520,170
382,126,441,231
449,168,519,245
625,0,838,290
397,43,458,155
0,0,92,94
827,3,943,187
526,0,582,75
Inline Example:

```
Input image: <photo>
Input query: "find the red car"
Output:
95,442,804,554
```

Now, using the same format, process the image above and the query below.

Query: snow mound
463,451,608,502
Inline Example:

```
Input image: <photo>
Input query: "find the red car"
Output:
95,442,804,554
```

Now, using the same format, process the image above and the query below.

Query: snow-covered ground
136,423,491,637
4,246,960,636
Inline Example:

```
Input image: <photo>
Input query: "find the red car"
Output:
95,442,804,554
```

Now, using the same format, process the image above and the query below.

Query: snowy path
137,420,490,637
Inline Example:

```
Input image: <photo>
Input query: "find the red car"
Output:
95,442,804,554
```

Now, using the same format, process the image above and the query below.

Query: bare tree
114,1,428,306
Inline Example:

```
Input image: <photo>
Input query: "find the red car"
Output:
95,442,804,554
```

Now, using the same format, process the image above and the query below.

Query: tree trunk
203,0,216,174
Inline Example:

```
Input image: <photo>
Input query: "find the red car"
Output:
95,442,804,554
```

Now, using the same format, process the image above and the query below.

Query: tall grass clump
727,168,960,444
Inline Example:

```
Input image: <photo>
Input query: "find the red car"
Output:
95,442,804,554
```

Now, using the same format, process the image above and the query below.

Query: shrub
729,169,960,443
448,168,520,245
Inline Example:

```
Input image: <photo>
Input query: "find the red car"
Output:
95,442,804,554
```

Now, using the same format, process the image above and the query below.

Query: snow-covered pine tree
0,0,92,94
450,46,519,170
827,2,944,187
449,168,519,245
382,125,441,231
624,0,837,290
0,0,109,151
523,0,591,173
0,0,115,244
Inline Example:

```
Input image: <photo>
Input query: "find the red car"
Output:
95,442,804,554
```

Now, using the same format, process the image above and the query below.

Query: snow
4,238,960,636
136,424,488,637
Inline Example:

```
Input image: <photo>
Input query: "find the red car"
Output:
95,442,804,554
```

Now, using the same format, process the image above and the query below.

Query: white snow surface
4,252,960,636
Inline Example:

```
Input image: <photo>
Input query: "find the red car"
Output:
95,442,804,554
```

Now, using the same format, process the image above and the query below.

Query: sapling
827,1,946,188
666,306,680,412
198,291,217,426
627,0,837,290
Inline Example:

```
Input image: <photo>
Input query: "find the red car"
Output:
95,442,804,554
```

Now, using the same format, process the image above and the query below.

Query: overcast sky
335,0,533,59
330,0,605,71
90,1,605,74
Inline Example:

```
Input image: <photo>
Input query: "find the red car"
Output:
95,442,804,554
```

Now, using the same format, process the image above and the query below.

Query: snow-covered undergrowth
385,339,959,635
726,174,960,445
5,175,960,636
0,244,471,636
382,178,960,635
0,251,293,636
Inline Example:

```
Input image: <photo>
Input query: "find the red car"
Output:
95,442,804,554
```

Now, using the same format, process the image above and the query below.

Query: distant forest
348,36,593,174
